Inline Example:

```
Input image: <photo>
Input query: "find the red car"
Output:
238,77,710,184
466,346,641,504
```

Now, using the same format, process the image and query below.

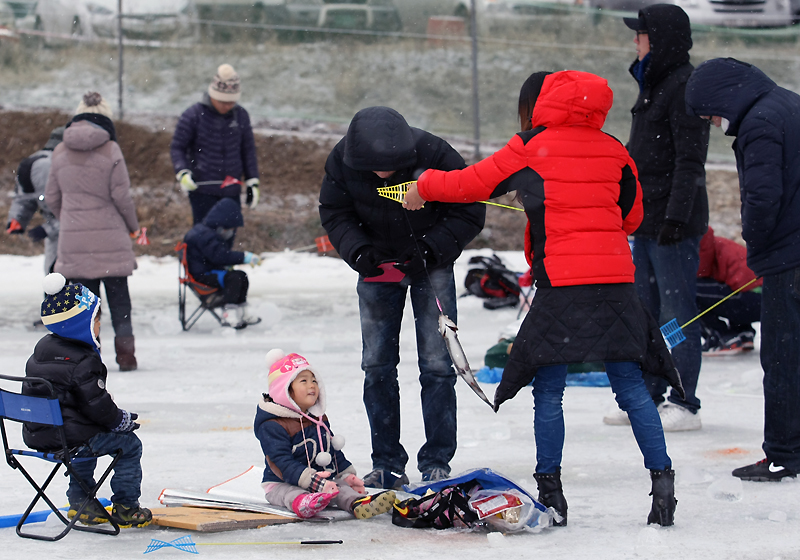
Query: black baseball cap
623,15,647,32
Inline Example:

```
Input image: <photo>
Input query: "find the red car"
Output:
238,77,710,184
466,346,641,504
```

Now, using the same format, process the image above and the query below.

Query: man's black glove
396,241,435,278
657,219,685,246
353,246,383,278
27,225,47,242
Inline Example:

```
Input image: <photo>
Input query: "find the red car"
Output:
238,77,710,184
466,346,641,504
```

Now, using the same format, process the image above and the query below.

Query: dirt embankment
0,109,742,262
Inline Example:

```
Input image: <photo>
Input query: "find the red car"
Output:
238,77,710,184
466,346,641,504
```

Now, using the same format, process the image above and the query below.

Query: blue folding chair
0,373,121,541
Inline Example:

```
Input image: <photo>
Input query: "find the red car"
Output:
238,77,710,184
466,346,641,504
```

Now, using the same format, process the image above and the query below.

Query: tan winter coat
45,121,139,279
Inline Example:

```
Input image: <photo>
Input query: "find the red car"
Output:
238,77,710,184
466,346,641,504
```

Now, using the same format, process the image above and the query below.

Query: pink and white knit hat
265,349,325,417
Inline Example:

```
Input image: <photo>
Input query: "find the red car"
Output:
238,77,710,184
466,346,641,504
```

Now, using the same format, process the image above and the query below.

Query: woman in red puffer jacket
404,70,681,527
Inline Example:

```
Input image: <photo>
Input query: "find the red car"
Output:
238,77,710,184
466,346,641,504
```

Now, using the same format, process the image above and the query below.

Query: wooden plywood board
151,506,299,533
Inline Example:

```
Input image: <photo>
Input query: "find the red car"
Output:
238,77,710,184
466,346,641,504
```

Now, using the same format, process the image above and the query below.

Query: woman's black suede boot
647,468,677,526
534,469,568,526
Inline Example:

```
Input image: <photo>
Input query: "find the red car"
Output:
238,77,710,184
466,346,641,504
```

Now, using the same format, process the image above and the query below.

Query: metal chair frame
175,241,225,331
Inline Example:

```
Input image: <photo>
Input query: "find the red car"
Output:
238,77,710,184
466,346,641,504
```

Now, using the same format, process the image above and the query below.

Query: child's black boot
534,469,568,526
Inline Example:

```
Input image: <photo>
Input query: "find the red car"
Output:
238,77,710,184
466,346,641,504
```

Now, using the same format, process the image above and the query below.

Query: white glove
177,169,197,192
245,178,260,209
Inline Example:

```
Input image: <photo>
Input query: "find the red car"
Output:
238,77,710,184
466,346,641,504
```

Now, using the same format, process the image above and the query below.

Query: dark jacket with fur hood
627,4,710,239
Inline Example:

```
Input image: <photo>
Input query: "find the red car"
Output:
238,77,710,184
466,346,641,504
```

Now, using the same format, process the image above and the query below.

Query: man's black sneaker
362,469,409,490
732,459,797,481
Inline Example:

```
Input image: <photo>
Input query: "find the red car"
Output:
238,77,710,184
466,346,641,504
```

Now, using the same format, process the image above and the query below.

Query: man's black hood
629,4,692,88
342,106,417,171
685,57,777,137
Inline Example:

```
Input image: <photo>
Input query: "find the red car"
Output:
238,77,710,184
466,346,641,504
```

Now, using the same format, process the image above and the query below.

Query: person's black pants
71,277,134,338
189,192,240,225
198,270,248,304
696,278,761,338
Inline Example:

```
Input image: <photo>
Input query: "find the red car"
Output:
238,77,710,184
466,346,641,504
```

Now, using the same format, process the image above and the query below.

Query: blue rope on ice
144,535,198,554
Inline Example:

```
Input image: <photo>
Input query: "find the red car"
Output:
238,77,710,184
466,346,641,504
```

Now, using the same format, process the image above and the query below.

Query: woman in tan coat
45,92,141,371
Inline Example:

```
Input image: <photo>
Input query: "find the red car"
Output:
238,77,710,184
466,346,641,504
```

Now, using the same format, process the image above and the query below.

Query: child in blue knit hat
22,273,151,528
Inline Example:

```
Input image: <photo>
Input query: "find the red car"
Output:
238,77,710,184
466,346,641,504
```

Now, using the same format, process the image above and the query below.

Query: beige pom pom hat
208,63,241,102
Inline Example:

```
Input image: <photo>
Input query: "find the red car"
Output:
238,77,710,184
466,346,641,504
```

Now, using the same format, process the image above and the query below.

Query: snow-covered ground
0,250,796,559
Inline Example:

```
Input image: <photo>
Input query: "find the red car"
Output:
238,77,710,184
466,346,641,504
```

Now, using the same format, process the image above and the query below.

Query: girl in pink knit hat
254,349,396,519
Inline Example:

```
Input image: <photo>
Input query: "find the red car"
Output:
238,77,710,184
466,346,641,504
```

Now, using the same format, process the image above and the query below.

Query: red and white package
468,491,524,519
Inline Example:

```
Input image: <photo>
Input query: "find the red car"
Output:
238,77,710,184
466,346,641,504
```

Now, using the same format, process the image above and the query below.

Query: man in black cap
603,5,710,431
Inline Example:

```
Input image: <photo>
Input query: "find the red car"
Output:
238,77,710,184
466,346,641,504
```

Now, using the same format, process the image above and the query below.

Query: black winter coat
686,58,800,277
184,198,246,278
319,108,485,269
170,94,259,198
627,4,709,239
494,283,683,409
23,334,121,451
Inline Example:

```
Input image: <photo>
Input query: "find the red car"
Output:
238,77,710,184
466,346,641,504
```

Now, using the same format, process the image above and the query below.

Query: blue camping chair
0,373,121,541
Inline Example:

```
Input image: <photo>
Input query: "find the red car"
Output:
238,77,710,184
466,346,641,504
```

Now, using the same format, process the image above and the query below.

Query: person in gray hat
604,5,710,432
5,125,65,276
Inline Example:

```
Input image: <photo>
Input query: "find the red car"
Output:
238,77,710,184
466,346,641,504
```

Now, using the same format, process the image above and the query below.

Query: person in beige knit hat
170,63,260,223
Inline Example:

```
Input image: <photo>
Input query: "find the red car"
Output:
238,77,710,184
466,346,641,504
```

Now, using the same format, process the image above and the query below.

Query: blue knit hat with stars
41,273,101,353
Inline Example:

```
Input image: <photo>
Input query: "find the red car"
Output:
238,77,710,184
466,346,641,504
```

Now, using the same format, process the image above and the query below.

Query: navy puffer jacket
23,334,121,451
686,58,800,277
170,94,259,197
184,198,246,278
319,107,485,269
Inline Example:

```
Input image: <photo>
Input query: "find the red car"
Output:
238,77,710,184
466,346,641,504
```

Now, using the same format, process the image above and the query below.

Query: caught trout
438,314,494,410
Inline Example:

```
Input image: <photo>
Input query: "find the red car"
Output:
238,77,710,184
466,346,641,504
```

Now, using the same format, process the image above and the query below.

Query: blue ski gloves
243,252,262,266
112,410,140,432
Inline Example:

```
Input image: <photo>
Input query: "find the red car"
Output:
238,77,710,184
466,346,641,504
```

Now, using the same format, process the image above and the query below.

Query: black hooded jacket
319,107,485,268
184,197,246,278
627,4,710,239
23,334,121,451
686,58,800,277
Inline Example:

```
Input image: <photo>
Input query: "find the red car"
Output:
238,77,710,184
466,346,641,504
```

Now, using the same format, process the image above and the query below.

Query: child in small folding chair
183,198,261,329
23,273,151,528
254,349,396,519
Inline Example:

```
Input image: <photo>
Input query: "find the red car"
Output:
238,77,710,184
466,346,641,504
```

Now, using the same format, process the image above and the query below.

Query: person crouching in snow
183,198,261,329
254,349,396,519
23,273,151,527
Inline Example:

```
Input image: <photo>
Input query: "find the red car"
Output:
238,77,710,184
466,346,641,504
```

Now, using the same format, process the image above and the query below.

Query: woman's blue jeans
533,362,671,473
357,265,458,475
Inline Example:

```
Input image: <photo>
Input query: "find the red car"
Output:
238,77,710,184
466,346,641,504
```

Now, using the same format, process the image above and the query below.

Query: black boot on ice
647,468,677,526
534,469,568,526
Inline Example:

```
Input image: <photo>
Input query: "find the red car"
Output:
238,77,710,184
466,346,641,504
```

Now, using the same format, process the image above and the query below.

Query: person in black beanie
607,5,710,432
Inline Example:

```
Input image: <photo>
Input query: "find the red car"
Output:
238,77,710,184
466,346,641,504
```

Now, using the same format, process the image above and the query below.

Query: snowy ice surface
0,250,797,559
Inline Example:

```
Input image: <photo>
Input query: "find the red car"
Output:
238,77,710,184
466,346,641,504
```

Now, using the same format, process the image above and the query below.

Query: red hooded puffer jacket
418,70,643,288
